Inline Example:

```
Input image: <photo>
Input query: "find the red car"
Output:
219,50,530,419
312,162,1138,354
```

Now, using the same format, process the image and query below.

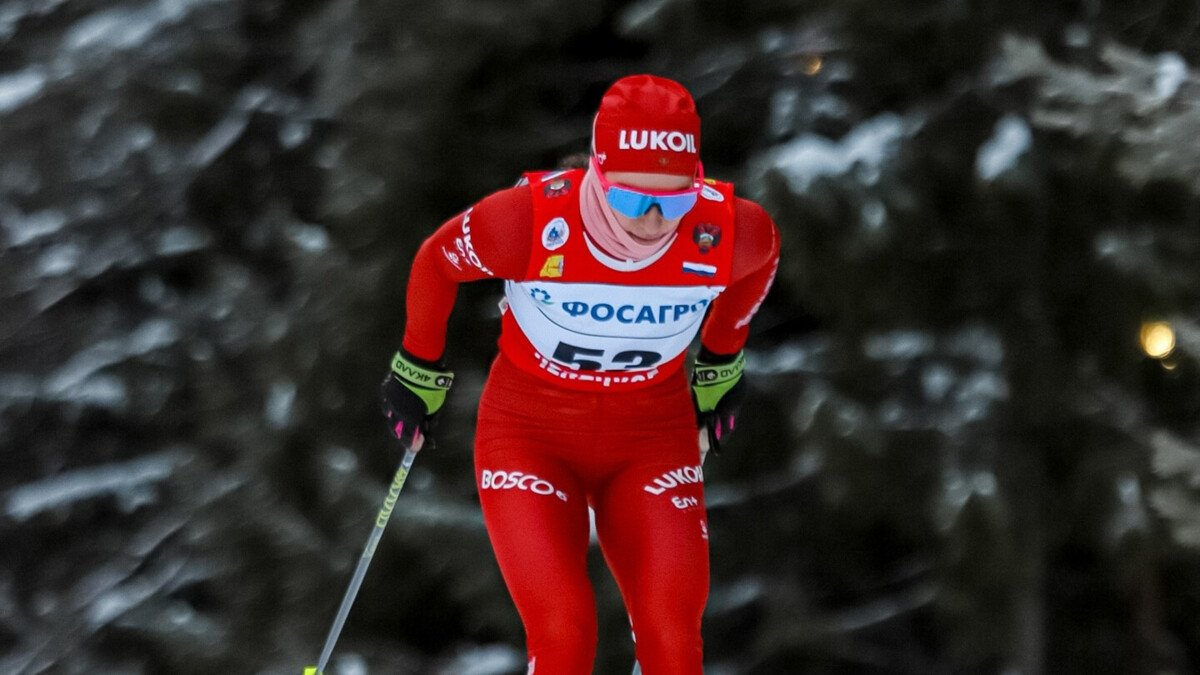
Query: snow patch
323,446,358,473
1155,52,1188,101
129,318,180,355
37,243,83,277
189,113,248,167
64,7,160,52
1110,472,1148,543
1,208,68,246
945,325,1006,367
265,380,295,429
62,0,210,55
5,450,186,521
861,199,887,229
44,319,180,395
278,120,311,149
331,654,367,675
0,374,39,401
863,330,935,361
618,0,679,35
444,644,526,675
68,374,128,408
939,467,1000,528
769,88,801,137
285,222,331,252
157,225,211,255
0,67,47,114
87,578,159,628
920,363,955,401
760,113,907,192
976,114,1031,180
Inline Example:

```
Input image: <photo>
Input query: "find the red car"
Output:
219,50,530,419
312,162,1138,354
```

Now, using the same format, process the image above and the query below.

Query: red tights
475,354,709,674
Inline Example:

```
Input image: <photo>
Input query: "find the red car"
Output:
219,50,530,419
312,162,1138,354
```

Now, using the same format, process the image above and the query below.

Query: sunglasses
591,156,703,220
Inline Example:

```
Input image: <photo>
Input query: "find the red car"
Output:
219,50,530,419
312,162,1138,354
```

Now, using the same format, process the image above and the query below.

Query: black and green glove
380,349,454,450
691,348,746,455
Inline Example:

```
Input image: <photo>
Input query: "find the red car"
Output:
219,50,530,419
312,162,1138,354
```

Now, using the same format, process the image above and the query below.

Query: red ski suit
403,169,779,673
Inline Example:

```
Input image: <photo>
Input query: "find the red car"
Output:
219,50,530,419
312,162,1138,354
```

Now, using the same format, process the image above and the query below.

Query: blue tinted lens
655,192,698,219
605,187,698,219
605,187,655,218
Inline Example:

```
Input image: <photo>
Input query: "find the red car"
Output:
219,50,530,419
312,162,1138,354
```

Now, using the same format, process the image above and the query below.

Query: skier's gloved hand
691,347,746,456
380,348,454,450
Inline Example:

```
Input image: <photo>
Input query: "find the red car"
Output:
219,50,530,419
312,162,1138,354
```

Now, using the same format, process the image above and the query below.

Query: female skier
381,74,779,674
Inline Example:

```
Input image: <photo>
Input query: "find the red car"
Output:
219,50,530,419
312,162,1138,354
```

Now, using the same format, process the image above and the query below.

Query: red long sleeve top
402,185,779,363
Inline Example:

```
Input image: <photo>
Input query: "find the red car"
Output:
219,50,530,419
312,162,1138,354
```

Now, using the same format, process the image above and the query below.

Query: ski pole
304,440,422,675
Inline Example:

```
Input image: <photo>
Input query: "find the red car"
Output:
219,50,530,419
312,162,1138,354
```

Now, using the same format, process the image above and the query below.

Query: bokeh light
1140,320,1176,359
800,53,823,75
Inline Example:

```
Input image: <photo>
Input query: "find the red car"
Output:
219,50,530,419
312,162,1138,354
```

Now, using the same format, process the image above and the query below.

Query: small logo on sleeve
454,208,494,276
542,218,569,251
543,178,572,198
700,184,724,202
539,255,564,278
692,223,721,253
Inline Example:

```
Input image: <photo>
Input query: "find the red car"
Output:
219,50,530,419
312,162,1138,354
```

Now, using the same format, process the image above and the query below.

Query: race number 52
552,342,662,371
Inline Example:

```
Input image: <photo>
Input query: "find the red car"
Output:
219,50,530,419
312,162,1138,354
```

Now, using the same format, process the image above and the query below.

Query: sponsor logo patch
539,254,564,278
618,129,697,153
454,208,494,276
700,184,724,202
480,469,568,501
543,178,571,198
542,217,568,251
529,287,553,304
672,495,701,511
643,465,704,495
557,299,709,324
692,223,721,254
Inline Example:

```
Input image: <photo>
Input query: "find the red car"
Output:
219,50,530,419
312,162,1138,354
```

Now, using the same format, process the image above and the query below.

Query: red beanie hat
591,74,701,176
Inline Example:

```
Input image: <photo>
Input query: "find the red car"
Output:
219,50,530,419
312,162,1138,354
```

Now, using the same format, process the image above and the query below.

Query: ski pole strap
390,350,454,414
691,348,745,413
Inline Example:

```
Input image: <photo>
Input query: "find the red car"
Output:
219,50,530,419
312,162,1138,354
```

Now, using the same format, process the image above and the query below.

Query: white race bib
505,280,723,372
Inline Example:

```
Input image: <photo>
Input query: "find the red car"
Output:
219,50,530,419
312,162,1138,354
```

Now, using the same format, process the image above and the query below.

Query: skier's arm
699,198,780,355
401,187,533,362
690,198,778,452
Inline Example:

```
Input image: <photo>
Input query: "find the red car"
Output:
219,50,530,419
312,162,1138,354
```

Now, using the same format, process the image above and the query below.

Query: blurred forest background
2,0,1200,673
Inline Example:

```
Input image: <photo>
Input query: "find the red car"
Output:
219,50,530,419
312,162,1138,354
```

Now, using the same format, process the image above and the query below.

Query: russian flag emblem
682,262,717,277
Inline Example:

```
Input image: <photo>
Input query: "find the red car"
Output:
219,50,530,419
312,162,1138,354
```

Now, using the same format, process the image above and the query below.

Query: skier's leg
594,455,709,675
476,446,597,673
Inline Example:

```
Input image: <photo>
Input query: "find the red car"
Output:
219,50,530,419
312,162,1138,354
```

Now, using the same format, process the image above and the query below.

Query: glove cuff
694,349,745,382
696,345,741,366
692,349,745,413
390,350,454,413
398,346,446,371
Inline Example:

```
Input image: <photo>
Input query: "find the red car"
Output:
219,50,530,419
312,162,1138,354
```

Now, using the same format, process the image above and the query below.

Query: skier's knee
633,619,703,673
527,612,597,656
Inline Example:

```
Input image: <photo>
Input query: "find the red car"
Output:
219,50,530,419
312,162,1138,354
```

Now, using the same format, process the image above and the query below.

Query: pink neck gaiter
579,166,673,262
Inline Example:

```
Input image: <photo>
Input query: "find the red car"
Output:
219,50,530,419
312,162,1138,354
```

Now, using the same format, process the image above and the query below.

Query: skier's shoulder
472,181,535,221
515,167,586,191
732,195,774,232
463,183,536,258
729,196,779,269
